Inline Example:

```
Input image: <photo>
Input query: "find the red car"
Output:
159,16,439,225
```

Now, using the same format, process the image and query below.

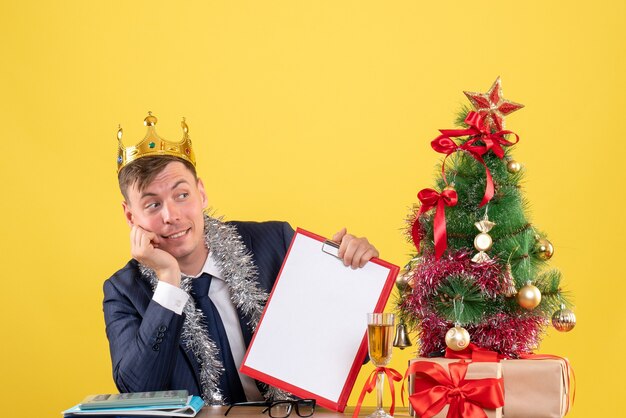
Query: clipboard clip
321,240,340,259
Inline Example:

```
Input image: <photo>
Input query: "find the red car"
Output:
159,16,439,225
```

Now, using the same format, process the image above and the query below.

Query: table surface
196,406,411,418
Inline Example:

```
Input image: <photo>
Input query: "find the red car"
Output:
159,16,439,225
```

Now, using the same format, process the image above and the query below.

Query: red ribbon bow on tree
404,360,504,418
431,111,519,207
463,112,520,158
411,187,458,259
352,367,403,418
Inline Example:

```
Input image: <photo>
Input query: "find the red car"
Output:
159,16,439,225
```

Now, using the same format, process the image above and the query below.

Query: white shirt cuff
153,281,189,315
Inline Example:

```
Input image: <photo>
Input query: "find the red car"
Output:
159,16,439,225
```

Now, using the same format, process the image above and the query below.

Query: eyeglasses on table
224,399,316,418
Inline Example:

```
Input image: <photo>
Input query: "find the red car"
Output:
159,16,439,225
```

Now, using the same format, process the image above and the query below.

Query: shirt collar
195,251,224,281
191,251,224,280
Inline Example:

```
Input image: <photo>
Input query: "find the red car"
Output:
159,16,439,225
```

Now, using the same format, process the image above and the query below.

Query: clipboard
240,228,399,412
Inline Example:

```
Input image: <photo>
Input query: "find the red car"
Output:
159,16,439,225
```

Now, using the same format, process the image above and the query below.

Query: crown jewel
116,112,196,172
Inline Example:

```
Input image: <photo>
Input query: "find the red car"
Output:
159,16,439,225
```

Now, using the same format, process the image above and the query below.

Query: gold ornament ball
474,232,493,252
507,160,522,173
517,282,542,310
535,238,554,260
552,307,576,332
445,325,470,351
407,277,416,289
396,271,411,292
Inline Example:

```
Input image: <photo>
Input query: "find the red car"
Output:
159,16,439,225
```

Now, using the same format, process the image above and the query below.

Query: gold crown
117,112,196,172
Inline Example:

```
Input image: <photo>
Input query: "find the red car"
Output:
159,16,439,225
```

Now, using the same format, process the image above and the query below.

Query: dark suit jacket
103,221,294,396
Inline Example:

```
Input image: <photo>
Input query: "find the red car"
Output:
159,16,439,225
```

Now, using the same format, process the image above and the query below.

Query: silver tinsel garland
140,213,292,404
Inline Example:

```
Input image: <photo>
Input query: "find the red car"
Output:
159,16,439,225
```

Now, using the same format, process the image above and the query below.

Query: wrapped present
406,358,504,418
501,357,572,418
445,345,574,417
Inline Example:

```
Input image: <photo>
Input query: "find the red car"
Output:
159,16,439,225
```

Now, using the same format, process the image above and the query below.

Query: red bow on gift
411,187,458,259
431,111,519,208
405,360,504,418
443,344,576,416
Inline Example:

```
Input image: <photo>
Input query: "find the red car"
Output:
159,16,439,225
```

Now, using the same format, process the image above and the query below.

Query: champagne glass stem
376,371,385,412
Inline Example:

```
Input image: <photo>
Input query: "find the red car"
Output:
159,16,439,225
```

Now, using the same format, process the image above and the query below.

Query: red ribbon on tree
404,360,504,418
411,187,458,259
431,111,519,207
352,367,403,418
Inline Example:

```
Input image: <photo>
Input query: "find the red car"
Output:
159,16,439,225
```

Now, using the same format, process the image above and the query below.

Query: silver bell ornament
393,323,413,349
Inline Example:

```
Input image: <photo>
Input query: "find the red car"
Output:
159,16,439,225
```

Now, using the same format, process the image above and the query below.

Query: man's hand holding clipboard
330,227,380,269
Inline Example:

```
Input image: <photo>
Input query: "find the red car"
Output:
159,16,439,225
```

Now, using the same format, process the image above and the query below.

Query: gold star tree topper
463,77,524,131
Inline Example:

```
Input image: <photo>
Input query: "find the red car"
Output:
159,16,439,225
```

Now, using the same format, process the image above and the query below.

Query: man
103,113,379,405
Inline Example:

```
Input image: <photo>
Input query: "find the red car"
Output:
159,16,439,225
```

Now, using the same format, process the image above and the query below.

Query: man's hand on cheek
332,227,380,269
130,225,181,286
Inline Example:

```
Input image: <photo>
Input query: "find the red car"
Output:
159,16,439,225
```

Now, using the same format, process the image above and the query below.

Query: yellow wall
0,1,623,416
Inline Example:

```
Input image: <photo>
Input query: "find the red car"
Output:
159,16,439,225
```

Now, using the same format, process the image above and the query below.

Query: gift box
501,358,571,418
407,358,504,418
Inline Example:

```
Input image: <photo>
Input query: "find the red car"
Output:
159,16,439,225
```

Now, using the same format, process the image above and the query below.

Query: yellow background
0,1,623,416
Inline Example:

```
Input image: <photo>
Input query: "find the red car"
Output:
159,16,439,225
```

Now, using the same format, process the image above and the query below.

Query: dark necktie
191,273,246,404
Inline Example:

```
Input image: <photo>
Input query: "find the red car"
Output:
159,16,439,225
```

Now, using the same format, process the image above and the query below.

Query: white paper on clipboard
240,228,399,411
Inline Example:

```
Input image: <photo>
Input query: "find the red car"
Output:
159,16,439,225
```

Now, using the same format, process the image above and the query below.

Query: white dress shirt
152,253,264,401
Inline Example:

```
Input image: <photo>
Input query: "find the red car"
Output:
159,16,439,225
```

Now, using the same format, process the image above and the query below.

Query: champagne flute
366,313,395,418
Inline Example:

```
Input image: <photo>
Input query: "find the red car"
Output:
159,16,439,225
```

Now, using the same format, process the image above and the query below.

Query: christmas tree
396,77,576,358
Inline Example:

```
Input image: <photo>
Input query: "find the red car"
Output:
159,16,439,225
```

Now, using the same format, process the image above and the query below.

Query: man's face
122,161,208,269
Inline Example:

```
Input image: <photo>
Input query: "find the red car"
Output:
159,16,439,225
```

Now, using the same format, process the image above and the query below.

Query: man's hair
118,156,198,202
